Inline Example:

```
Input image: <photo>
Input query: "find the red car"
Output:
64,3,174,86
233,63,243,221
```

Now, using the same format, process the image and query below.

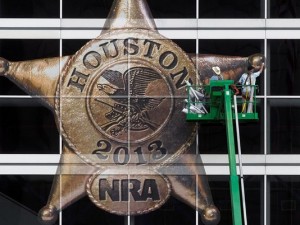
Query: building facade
0,0,299,225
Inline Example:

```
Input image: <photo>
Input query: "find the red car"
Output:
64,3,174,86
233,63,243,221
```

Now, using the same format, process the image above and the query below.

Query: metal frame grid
0,1,300,225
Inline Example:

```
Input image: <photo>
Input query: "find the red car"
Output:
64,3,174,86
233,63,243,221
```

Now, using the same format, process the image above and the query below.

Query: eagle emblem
96,67,166,136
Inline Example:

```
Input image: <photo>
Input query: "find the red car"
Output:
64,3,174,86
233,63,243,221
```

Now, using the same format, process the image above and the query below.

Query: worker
210,66,223,81
238,63,265,113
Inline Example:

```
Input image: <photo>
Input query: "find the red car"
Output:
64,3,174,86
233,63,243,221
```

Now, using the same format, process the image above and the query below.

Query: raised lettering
92,140,169,164
170,67,192,89
148,140,167,160
67,68,90,92
99,179,161,202
113,147,130,165
124,38,139,55
99,39,119,58
121,179,143,201
134,147,147,165
159,51,178,69
141,179,160,201
144,39,161,59
83,51,101,69
99,179,120,201
92,140,111,160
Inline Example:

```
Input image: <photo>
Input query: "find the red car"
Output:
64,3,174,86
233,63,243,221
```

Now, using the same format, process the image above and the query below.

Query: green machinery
186,80,258,121
185,80,259,225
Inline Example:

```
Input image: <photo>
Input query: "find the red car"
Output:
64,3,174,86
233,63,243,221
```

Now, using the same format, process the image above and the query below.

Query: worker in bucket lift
238,62,265,113
182,80,208,114
209,66,225,94
203,66,223,85
210,66,223,81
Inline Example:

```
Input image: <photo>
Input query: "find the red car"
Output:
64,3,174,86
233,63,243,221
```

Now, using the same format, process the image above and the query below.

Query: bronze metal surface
57,29,197,168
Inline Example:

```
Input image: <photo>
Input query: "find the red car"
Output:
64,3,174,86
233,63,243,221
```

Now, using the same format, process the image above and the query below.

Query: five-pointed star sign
0,1,264,225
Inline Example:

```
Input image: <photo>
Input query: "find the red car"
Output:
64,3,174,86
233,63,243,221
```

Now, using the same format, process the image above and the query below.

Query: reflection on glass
269,99,300,154
0,175,56,225
0,0,60,18
135,196,195,225
63,0,112,18
63,196,124,225
198,0,263,18
209,175,263,225
0,104,59,154
63,0,196,19
62,40,90,56
269,0,300,18
270,176,300,225
199,99,263,154
269,40,300,95
148,0,196,18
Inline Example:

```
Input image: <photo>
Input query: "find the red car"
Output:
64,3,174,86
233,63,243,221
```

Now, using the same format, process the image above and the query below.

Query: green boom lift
185,80,259,225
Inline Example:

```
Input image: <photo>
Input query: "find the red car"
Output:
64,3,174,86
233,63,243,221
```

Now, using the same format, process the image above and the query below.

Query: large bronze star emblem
0,1,264,225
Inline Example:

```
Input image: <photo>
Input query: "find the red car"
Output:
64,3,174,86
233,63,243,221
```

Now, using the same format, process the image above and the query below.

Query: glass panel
0,0,59,18
63,197,124,225
198,39,263,58
0,101,59,154
147,0,196,18
269,0,300,18
62,40,90,56
64,0,197,19
269,99,300,154
63,0,113,18
0,175,56,225
198,0,263,18
135,196,196,225
209,175,263,225
269,39,300,95
173,39,196,54
270,176,300,225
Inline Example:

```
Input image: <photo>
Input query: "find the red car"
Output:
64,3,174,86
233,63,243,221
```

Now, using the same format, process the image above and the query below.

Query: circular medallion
55,29,197,167
86,61,173,143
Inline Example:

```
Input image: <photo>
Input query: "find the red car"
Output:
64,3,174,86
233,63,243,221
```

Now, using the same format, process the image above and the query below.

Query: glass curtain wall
0,1,299,225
